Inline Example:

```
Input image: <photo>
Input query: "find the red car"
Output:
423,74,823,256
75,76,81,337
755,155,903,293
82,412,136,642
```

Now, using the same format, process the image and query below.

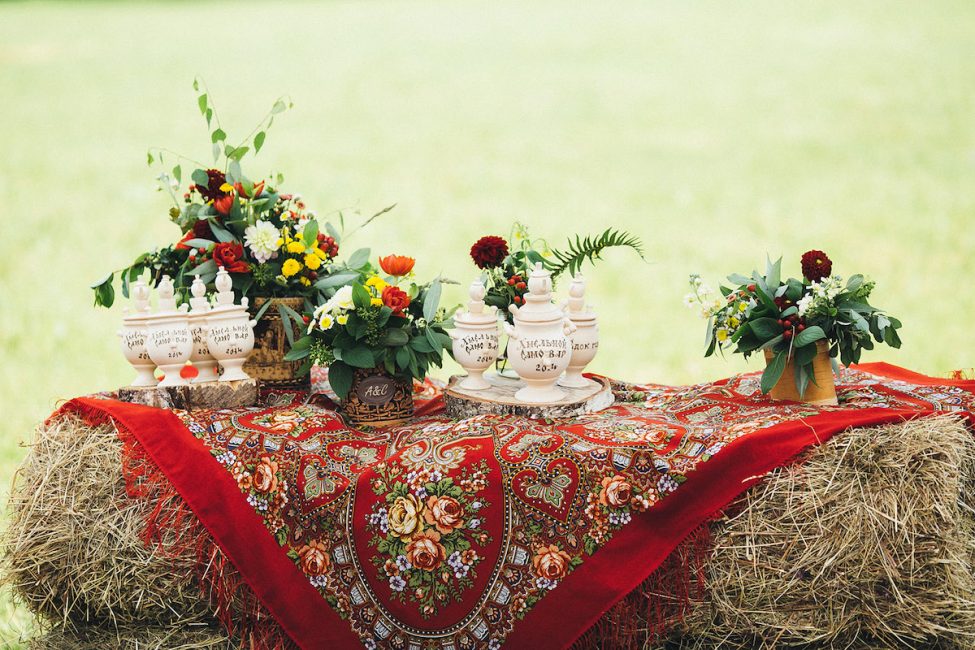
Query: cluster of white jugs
450,263,599,404
117,267,256,388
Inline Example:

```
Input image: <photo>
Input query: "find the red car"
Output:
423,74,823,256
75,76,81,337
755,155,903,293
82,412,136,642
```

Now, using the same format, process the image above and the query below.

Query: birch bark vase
763,340,838,405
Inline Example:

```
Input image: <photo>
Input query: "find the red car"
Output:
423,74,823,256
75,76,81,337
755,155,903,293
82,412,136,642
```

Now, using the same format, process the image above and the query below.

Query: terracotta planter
244,297,310,388
763,340,838,405
342,367,414,428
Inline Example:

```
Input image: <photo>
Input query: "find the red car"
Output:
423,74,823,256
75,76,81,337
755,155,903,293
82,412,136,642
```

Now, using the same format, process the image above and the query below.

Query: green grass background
1,0,974,643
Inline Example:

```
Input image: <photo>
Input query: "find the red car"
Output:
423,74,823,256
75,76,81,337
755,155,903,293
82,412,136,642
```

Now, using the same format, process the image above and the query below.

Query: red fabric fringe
570,523,713,649
70,406,297,650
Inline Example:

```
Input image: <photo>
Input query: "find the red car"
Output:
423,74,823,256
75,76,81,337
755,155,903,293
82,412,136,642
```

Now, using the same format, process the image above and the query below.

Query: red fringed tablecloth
57,363,975,649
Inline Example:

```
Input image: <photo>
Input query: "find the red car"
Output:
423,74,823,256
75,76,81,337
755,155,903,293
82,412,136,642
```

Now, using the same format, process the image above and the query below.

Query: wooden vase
243,297,310,388
763,340,838,405
342,367,414,428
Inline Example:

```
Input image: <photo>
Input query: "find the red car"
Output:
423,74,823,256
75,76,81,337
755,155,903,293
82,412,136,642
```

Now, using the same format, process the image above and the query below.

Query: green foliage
288,274,454,400
546,228,646,279
695,255,904,398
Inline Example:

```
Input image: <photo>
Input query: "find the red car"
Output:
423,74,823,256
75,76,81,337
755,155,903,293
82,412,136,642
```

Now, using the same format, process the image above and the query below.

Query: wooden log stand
444,374,614,419
118,379,259,410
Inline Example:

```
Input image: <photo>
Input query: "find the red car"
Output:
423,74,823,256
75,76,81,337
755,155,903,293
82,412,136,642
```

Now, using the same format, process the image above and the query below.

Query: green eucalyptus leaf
343,346,375,368
347,248,371,270
198,93,208,115
302,220,319,248
794,325,826,348
423,280,442,323
191,169,209,186
761,351,787,394
750,317,782,340
328,361,354,400
211,128,226,143
254,131,266,153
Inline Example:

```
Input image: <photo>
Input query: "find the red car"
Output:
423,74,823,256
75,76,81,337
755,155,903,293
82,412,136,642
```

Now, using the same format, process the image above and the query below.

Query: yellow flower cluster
277,228,330,284
365,275,387,306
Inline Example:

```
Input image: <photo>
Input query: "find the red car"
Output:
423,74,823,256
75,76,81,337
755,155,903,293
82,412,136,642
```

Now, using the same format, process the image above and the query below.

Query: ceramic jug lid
512,263,563,323
456,279,497,326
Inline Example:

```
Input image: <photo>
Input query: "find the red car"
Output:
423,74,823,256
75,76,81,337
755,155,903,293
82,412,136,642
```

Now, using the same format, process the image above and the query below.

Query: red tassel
570,522,713,649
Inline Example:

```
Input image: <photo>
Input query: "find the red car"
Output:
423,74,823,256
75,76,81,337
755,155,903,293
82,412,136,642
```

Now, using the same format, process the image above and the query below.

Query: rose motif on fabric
598,475,632,508
424,495,465,534
406,530,446,571
253,456,280,494
297,540,331,577
388,494,424,539
533,544,571,581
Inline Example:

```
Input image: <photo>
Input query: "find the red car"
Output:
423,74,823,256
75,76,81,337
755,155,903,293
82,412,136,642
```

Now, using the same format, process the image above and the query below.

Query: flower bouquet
91,81,389,385
686,250,903,404
468,223,645,322
286,254,455,426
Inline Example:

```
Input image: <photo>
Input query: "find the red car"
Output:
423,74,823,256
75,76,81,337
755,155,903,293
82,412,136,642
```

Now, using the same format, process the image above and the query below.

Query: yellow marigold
299,277,311,286
304,254,322,271
282,259,302,277
314,247,328,260
365,275,387,294
286,241,306,255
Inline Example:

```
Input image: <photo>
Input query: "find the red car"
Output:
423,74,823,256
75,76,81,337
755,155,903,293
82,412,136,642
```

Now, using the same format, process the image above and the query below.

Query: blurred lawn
2,0,974,644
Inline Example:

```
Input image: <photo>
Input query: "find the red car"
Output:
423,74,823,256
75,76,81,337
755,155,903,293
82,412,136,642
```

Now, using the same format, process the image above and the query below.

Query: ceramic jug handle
503,323,519,339
563,319,577,335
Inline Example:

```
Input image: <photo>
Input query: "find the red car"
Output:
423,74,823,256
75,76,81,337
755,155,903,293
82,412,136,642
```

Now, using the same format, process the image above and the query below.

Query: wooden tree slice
444,374,614,419
118,379,259,411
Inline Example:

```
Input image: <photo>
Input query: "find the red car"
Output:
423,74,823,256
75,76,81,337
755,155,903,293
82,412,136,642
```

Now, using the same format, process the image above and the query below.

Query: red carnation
800,250,832,282
195,169,230,202
382,285,411,316
470,236,509,269
212,242,250,273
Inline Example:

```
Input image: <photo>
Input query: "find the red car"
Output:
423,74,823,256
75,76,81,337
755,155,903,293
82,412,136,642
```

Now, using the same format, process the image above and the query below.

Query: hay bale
1,415,213,628
5,413,975,648
28,623,232,650
682,415,975,649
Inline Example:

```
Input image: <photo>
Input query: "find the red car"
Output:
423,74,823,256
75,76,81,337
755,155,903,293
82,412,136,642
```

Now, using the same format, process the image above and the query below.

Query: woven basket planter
341,367,414,428
243,296,309,388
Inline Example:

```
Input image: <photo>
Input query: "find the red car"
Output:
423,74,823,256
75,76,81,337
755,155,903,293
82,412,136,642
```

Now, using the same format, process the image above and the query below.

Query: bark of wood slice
444,374,614,419
118,379,259,410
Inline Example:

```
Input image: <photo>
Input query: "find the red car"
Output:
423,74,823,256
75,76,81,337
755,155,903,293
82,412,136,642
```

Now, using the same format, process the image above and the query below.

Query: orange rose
533,544,572,581
598,475,632,508
423,495,465,534
253,456,279,494
379,254,415,277
297,539,330,577
406,529,446,572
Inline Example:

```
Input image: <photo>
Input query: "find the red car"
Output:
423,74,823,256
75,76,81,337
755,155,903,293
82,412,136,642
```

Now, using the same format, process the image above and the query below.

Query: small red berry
516,281,527,290
198,247,206,254
513,296,522,304
783,329,793,338
302,315,311,324
797,324,805,331
508,278,516,286
747,284,756,292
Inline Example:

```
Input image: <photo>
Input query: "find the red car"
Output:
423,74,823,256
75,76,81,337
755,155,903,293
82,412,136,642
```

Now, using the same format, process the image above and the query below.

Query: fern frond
547,228,646,278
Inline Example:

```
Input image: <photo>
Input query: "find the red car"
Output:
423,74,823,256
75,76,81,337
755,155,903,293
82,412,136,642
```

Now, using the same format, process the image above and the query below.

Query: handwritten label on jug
210,323,251,356
518,337,568,373
150,327,192,359
461,332,499,364
356,376,397,405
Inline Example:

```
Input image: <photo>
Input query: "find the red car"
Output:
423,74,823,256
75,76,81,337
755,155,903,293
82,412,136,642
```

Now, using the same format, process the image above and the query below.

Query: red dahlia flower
382,285,411,315
470,236,509,269
195,169,230,202
379,254,416,277
212,242,250,273
800,250,832,282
